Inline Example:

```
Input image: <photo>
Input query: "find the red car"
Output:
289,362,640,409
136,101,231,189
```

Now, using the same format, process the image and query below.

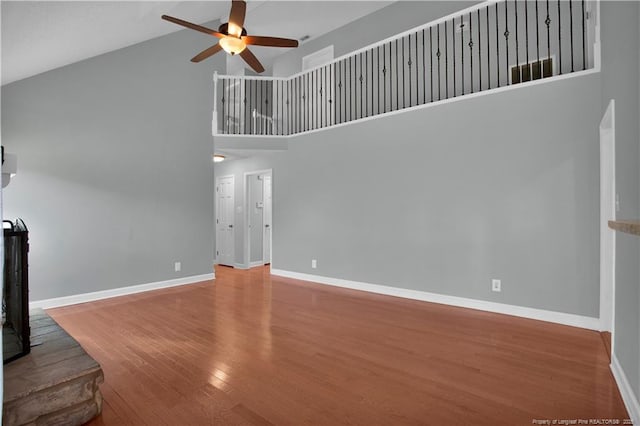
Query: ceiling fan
162,0,299,73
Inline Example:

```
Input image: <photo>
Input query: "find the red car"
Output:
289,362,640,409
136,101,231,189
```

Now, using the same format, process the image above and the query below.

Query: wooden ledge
608,220,640,236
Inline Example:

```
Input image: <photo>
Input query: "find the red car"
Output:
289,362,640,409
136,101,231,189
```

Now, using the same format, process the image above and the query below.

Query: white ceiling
1,1,394,86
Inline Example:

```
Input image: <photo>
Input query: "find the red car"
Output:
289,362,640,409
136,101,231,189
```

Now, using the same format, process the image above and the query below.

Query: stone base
3,309,104,426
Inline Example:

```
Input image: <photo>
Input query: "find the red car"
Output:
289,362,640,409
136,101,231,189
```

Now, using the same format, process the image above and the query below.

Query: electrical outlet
492,279,501,292
311,259,317,269
175,262,181,272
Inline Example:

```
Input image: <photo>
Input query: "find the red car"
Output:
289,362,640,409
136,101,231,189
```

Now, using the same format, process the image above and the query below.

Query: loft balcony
212,0,599,140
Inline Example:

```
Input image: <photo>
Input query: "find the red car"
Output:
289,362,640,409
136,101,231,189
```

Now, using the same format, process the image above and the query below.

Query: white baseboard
611,354,640,424
29,273,215,310
270,269,600,331
250,261,265,268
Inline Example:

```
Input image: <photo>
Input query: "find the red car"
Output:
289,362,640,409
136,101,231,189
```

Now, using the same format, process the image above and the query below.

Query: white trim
270,269,600,330
29,273,215,310
610,354,640,424
214,68,600,139
249,261,265,268
599,99,616,336
234,263,249,270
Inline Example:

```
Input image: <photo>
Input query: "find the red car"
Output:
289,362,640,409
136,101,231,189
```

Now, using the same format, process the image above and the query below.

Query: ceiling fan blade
191,44,223,63
228,1,247,30
242,35,299,48
239,48,265,73
162,15,224,38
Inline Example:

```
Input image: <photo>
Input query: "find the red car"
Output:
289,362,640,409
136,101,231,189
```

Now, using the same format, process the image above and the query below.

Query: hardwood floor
47,266,630,426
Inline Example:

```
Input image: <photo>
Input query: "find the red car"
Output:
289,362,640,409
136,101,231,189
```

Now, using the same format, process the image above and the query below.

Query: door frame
243,169,273,269
262,174,273,265
599,99,616,342
215,174,235,267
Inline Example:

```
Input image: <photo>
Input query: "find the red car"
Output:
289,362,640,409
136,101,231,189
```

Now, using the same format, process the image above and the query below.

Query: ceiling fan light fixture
219,36,246,55
227,22,243,38
213,154,226,163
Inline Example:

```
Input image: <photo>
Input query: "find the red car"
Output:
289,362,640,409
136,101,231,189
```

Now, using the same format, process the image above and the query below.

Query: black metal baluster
243,81,247,134
582,0,586,70
431,26,434,102
461,17,465,95
535,0,541,79
235,78,239,134
371,48,374,116
444,21,448,99
453,20,457,97
545,0,551,77
414,32,418,106
246,80,251,134
505,2,510,84
343,59,347,123
316,69,319,129
514,0,519,83
264,80,268,134
408,35,413,107
328,64,333,126
486,7,490,90
395,39,399,110
337,61,342,124
558,0,562,75
256,80,260,135
569,0,574,72
496,3,500,87
322,66,326,128
437,24,442,100
221,79,226,133
383,43,388,113
525,0,530,76
350,56,354,121
478,10,482,90
308,72,311,130
377,46,381,114
360,52,364,119
401,37,406,109
422,29,426,103
469,13,474,93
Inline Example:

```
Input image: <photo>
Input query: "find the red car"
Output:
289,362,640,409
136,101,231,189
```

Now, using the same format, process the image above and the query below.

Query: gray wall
217,71,602,317
1,25,224,301
600,0,640,402
273,1,479,77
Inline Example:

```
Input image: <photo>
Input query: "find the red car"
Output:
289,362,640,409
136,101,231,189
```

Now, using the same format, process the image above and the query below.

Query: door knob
265,224,270,228
229,224,233,228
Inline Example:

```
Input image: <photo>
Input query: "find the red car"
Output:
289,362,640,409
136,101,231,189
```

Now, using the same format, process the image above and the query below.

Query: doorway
599,100,616,342
245,170,272,268
215,175,235,267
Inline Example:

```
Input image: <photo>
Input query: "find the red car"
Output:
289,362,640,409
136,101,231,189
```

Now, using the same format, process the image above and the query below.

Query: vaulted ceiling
1,1,394,86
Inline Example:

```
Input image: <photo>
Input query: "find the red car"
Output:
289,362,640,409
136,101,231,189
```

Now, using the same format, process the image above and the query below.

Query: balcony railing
213,0,598,137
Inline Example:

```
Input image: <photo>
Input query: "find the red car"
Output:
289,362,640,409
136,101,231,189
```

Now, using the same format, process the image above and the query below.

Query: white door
599,99,616,335
263,175,272,264
216,175,235,267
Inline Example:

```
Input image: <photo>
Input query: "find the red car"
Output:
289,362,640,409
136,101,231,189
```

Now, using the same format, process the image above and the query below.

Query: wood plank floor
47,266,630,426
